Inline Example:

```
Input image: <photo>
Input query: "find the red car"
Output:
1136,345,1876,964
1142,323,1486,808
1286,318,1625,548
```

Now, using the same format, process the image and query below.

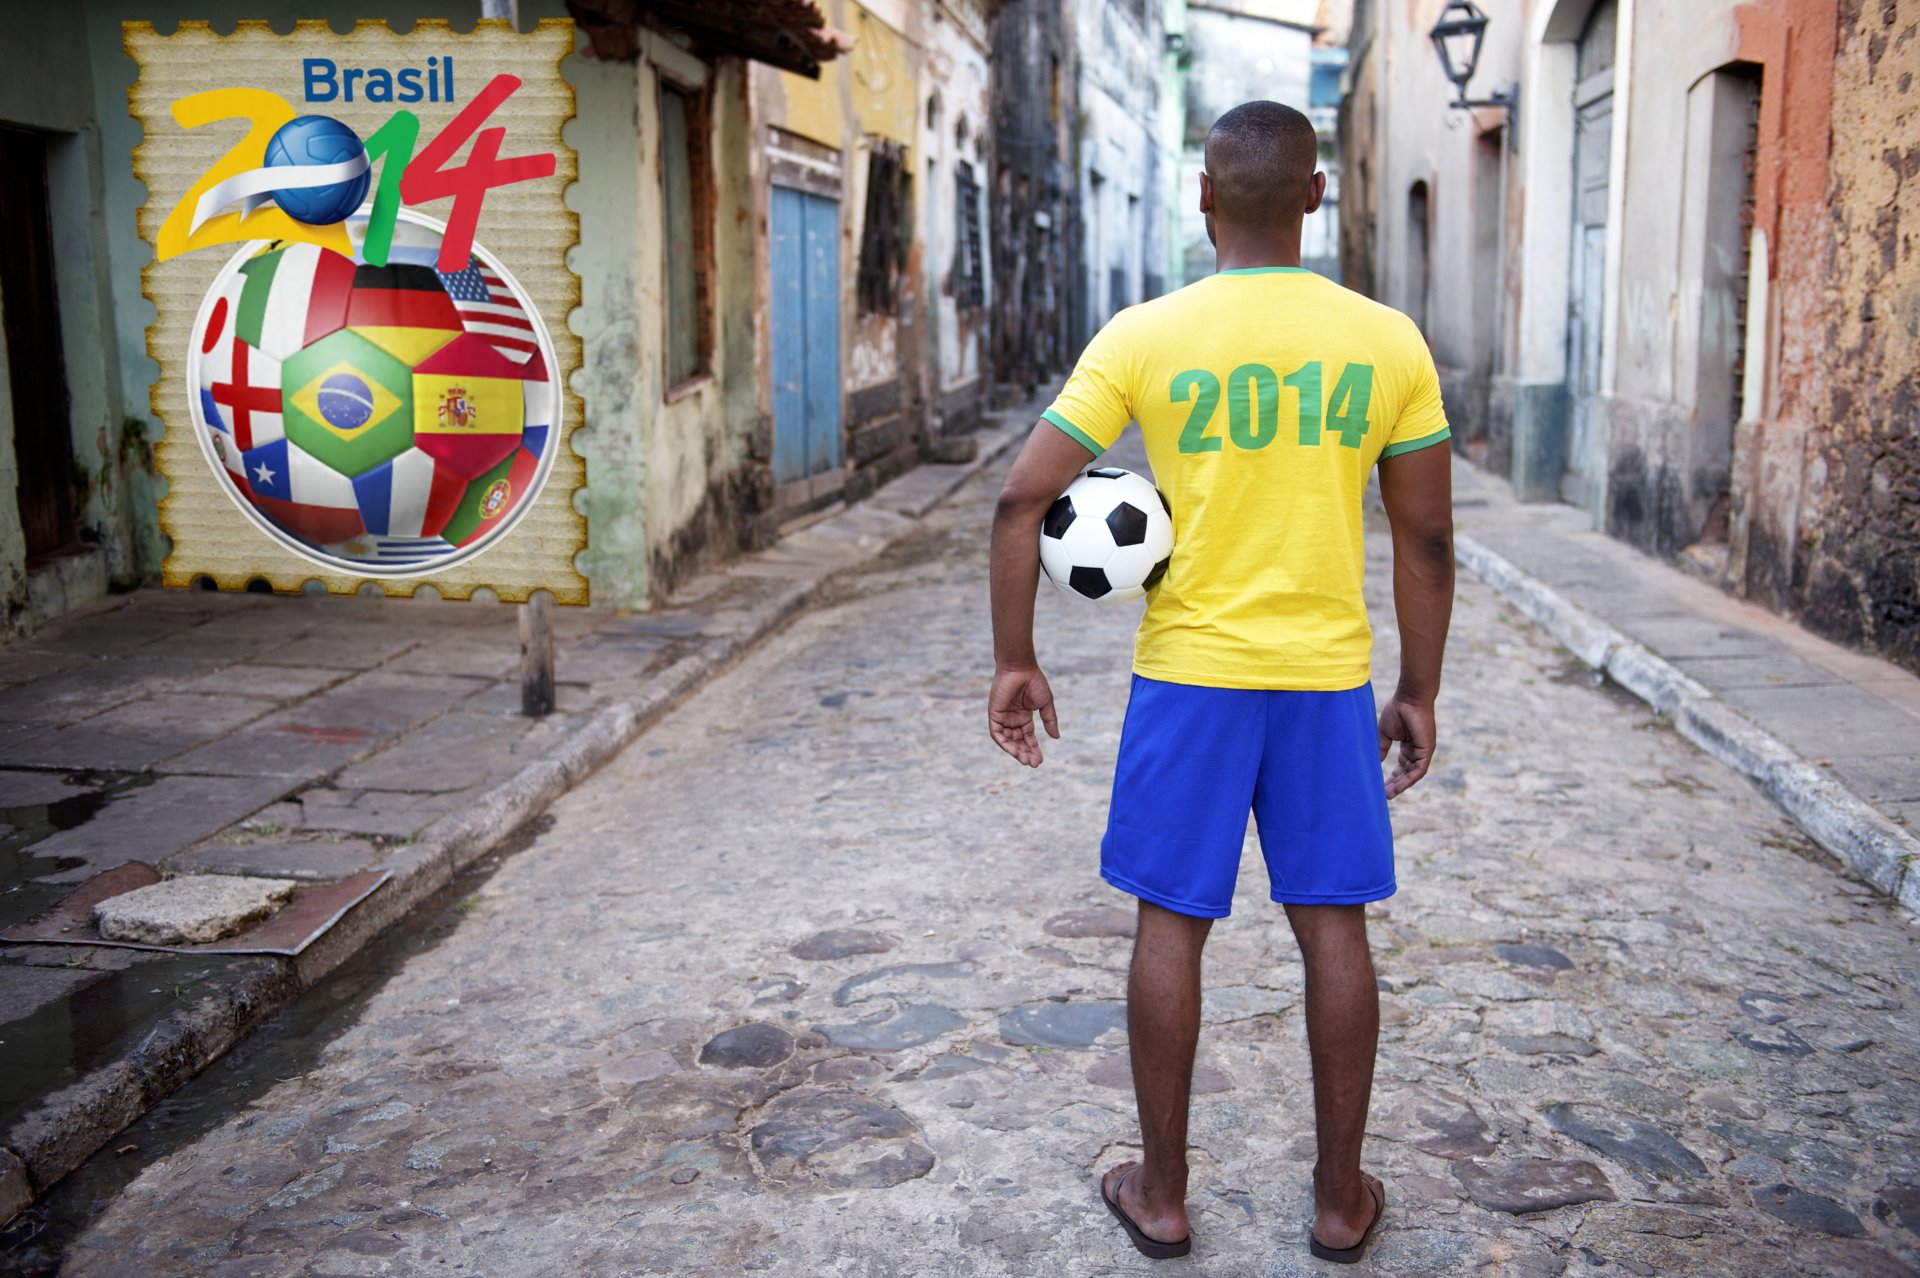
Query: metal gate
770,185,841,489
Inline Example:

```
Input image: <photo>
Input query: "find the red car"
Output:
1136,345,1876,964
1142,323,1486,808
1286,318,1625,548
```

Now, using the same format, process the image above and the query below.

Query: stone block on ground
93,875,300,946
1452,1158,1616,1214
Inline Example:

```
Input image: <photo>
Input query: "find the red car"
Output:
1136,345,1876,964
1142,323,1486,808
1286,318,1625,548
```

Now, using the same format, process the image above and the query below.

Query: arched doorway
1406,180,1431,334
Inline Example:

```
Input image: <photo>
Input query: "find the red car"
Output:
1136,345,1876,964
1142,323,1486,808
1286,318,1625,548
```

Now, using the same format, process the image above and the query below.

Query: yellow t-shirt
1043,267,1450,691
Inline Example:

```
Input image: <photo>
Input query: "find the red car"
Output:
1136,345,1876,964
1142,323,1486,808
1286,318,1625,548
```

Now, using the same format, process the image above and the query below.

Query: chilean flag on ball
240,437,364,545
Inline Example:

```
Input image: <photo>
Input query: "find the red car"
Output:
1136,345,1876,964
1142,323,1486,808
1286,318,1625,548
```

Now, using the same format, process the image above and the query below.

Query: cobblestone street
43,441,1920,1278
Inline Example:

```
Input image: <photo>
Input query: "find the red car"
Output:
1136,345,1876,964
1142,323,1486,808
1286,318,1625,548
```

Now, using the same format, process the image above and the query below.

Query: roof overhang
567,0,852,77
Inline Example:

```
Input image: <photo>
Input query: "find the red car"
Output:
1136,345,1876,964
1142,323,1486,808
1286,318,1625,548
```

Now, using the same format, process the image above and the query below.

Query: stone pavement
1451,460,1920,916
29,435,1920,1277
0,406,1033,1231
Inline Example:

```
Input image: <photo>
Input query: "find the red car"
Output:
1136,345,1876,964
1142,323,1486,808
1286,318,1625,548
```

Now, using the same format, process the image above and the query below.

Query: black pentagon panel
1157,488,1172,516
1069,565,1113,599
1042,495,1075,540
1106,500,1149,547
1084,467,1127,479
1144,555,1171,591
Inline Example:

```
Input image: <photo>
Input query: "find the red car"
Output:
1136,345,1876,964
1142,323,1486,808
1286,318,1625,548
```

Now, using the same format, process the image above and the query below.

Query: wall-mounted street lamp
1429,1,1519,145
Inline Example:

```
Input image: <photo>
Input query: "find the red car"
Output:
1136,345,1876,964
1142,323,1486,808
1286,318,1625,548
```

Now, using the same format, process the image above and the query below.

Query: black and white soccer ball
1039,467,1174,602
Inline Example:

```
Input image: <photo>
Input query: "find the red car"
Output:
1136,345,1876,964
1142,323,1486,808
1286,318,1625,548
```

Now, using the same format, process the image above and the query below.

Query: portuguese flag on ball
442,447,539,548
411,334,526,479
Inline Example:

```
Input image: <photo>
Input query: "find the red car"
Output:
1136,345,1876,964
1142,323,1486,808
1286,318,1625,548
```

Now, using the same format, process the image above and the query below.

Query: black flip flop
1308,1176,1386,1264
1101,1165,1193,1260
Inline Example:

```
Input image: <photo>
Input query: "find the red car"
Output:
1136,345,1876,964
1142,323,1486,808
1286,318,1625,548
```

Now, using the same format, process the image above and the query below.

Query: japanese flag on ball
1040,467,1173,602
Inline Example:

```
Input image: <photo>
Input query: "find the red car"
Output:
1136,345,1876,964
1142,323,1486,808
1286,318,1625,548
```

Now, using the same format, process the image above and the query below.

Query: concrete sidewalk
0,405,1036,1225
1451,458,1920,917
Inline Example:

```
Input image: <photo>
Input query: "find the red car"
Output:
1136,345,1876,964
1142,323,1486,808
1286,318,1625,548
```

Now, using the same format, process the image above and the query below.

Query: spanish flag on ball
410,334,526,480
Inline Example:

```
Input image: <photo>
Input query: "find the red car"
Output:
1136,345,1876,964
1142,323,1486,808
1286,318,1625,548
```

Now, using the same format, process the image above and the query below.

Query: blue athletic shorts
1101,675,1396,917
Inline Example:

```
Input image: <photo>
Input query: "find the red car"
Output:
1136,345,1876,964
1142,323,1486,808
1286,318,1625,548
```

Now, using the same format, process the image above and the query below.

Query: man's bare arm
1375,443,1455,798
988,423,1097,766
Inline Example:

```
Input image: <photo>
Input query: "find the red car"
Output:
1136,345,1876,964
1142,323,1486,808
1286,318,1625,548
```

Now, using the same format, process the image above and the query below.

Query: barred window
857,143,911,315
953,159,984,309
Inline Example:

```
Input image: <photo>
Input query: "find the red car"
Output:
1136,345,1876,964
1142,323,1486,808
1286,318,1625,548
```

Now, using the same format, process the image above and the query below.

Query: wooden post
519,591,555,717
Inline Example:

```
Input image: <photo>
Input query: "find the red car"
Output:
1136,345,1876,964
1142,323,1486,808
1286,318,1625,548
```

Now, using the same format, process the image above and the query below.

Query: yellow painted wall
778,0,918,157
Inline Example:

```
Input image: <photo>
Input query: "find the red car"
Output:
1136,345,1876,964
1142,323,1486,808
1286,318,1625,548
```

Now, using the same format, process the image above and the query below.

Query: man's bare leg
1105,899,1213,1244
1285,902,1383,1249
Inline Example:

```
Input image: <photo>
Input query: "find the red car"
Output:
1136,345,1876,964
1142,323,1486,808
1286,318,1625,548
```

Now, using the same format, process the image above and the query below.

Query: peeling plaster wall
642,52,764,600
922,0,993,424
1790,0,1920,668
1075,0,1166,342
1598,0,1752,558
564,30,763,607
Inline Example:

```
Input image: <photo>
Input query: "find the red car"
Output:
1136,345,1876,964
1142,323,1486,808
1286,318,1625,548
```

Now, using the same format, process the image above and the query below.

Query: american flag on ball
437,256,537,364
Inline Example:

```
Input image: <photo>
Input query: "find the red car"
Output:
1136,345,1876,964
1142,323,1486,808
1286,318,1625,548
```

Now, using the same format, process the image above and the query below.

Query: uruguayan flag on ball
320,533,459,568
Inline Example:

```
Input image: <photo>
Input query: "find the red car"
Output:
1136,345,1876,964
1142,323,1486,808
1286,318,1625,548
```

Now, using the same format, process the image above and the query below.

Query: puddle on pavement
0,952,272,1136
0,770,156,933
0,815,552,1276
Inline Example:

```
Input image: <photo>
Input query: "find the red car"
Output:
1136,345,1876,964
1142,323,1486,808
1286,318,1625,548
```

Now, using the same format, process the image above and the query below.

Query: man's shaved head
1203,101,1320,229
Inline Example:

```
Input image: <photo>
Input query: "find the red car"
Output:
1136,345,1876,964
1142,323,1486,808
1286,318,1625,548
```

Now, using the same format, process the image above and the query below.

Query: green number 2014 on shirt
1173,361,1374,454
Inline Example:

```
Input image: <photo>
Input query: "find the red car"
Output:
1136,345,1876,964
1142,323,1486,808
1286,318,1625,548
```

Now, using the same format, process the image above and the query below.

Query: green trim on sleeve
1379,426,1453,459
1043,408,1107,456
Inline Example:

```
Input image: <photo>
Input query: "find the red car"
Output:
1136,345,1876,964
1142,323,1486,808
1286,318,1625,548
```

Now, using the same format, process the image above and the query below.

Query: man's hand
1377,438,1453,801
989,422,1095,768
1377,694,1435,798
989,666,1060,767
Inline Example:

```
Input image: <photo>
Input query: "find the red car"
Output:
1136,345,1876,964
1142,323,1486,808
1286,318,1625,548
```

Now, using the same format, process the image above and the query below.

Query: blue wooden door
770,186,841,485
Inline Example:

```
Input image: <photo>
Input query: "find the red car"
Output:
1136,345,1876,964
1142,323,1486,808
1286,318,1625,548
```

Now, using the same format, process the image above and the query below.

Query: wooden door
0,126,76,563
1565,11,1615,509
770,185,841,488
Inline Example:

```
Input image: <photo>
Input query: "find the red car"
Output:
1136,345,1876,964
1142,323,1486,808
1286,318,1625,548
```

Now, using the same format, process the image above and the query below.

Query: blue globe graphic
263,116,370,226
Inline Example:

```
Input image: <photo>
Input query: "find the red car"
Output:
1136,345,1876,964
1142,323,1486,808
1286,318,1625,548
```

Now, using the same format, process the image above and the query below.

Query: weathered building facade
989,0,1080,397
1342,0,1919,673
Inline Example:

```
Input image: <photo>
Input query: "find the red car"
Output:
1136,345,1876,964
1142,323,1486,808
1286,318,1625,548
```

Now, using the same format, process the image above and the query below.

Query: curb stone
0,418,1031,1222
1456,534,1920,920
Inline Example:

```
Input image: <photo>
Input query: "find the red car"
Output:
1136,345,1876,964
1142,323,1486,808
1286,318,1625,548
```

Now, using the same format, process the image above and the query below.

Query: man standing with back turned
987,101,1455,1264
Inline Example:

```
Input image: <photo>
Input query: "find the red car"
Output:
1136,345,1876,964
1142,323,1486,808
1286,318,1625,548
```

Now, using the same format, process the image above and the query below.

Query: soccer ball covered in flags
190,210,556,575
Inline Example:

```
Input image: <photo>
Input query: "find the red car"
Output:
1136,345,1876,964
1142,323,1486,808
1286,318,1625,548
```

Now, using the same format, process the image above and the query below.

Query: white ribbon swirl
189,153,371,234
